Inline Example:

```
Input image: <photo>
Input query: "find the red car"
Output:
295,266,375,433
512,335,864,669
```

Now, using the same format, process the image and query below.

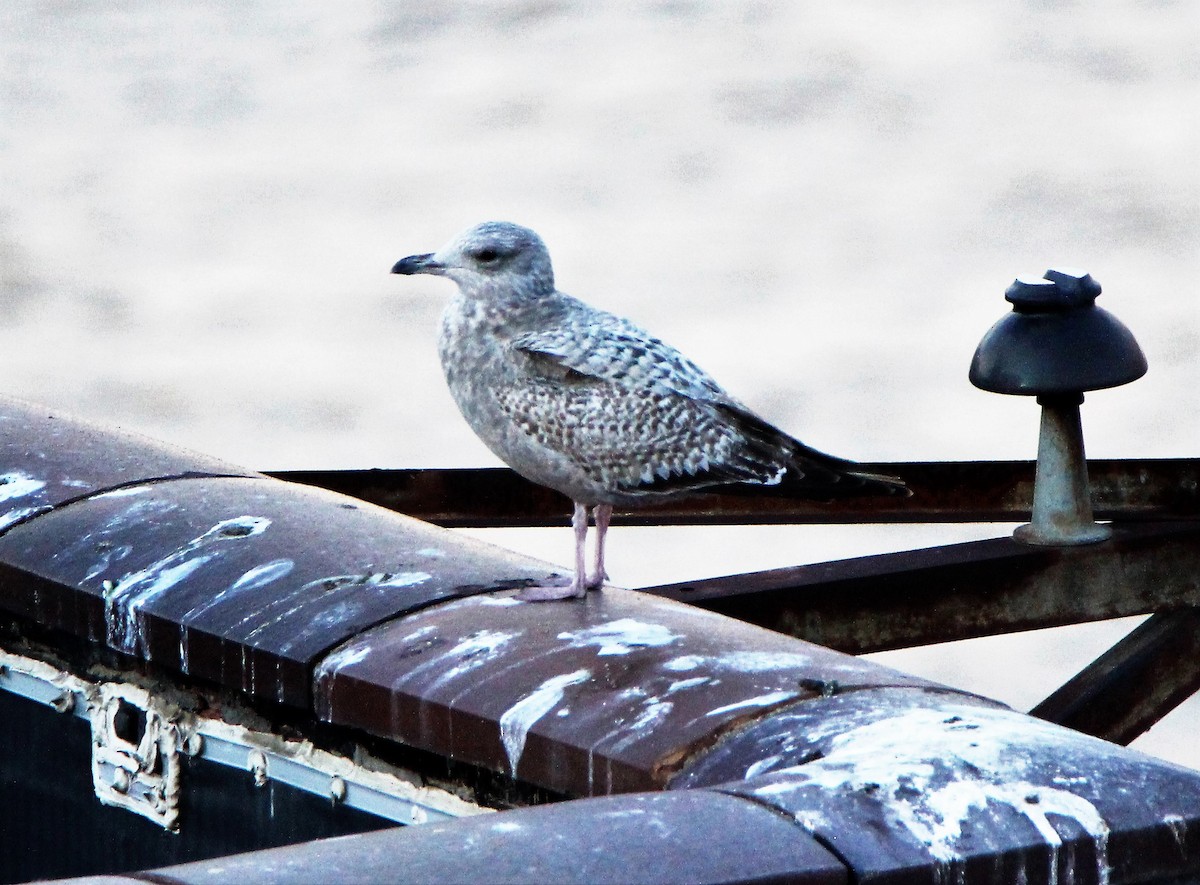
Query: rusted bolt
111,768,131,794
970,268,1147,545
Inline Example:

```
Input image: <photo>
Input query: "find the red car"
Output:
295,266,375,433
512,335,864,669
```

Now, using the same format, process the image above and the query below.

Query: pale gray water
1,2,1197,763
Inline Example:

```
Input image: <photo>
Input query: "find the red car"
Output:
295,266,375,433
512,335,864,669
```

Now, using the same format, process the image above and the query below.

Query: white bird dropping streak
391,221,907,601
499,669,591,777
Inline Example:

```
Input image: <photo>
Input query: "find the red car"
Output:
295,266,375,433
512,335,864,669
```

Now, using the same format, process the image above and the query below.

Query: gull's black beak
391,253,442,275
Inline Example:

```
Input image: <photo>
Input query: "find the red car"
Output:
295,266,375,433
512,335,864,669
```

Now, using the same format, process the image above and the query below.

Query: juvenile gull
392,221,906,601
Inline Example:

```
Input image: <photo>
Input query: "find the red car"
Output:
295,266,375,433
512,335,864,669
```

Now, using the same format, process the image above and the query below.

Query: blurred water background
1,2,1197,764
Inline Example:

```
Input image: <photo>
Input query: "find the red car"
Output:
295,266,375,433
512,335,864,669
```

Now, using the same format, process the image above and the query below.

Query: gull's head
391,221,554,298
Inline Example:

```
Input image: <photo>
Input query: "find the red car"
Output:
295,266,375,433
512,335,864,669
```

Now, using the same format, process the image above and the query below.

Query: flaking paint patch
499,669,591,777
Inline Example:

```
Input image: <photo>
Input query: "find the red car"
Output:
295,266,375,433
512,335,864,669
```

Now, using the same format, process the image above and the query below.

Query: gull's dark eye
476,247,500,263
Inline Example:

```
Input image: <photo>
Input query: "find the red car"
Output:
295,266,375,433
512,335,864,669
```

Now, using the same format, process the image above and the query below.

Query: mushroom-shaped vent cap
970,268,1147,395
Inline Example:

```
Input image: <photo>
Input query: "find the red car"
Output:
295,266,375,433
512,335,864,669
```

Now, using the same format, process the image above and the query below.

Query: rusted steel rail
1030,607,1200,744
267,459,1200,526
638,520,1200,747
641,521,1200,654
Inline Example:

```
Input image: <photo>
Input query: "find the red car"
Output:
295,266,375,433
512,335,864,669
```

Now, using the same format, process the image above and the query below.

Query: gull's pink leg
570,500,590,598
517,501,589,602
587,504,613,591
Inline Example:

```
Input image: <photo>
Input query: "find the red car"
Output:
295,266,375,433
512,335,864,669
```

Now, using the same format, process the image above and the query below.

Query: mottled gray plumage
392,221,905,600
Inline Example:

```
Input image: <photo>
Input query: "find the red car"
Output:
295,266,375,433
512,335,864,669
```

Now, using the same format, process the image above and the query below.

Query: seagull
392,221,906,601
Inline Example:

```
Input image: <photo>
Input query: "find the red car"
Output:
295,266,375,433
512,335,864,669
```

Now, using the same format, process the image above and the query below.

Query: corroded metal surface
643,521,1200,654
0,396,250,533
268,458,1200,526
1032,608,1200,744
56,791,848,885
679,688,1200,884
313,588,949,797
0,477,565,707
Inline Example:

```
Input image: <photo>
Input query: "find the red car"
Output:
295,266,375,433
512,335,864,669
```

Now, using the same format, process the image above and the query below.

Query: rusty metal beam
265,459,1200,527
638,521,1200,654
1030,608,1200,745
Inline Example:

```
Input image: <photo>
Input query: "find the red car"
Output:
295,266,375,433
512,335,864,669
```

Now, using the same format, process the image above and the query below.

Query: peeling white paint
705,690,798,717
499,669,591,777
0,647,488,826
557,619,681,656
